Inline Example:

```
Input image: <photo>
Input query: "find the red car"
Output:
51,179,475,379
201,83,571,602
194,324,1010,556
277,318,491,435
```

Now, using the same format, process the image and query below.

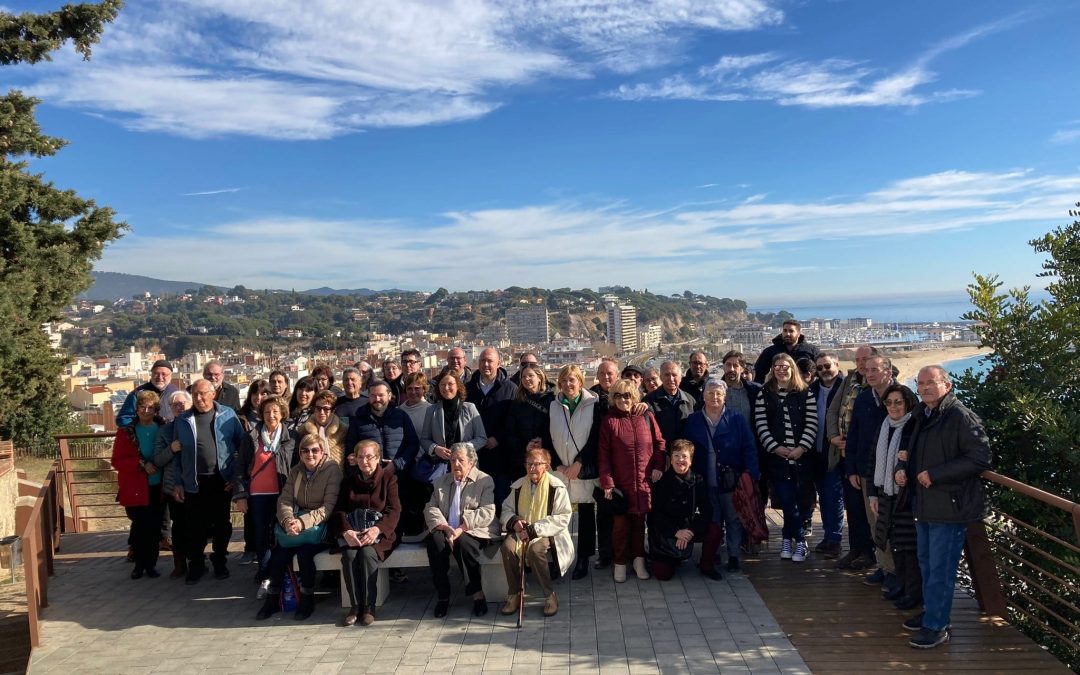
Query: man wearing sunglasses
809,354,845,558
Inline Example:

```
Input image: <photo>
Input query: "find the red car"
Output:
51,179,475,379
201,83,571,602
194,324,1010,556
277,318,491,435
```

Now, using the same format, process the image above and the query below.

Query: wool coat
598,409,666,514
334,464,401,560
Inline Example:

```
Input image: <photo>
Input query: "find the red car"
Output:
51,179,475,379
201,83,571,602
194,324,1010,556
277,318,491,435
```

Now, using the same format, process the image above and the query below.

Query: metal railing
19,465,64,648
964,470,1080,670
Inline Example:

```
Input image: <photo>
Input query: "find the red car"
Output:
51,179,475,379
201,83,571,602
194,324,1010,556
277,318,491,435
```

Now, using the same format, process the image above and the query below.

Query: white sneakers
792,541,808,563
632,557,650,580
613,558,651,582
613,564,627,583
780,539,793,559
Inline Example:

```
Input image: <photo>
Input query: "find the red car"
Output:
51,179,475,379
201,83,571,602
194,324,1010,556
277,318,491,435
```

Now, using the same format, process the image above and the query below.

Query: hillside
79,272,211,301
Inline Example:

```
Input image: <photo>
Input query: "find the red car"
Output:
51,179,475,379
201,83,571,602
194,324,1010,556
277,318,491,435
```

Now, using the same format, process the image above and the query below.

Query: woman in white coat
546,364,600,579
499,448,574,618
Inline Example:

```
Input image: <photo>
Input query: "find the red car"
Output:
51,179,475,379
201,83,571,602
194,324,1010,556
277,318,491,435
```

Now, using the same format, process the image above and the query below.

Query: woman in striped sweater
754,352,818,562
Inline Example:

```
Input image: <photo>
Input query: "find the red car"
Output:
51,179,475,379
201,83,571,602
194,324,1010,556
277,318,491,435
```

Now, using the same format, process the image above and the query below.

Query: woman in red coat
599,378,666,583
111,389,165,579
334,438,401,626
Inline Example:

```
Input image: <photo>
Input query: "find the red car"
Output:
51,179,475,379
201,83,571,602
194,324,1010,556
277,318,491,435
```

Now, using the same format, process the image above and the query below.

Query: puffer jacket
598,409,666,514
277,458,343,535
503,391,553,480
904,391,991,524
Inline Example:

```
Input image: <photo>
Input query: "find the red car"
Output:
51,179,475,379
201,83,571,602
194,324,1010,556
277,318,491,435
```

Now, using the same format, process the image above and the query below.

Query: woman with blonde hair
547,364,600,579
754,352,818,562
299,390,347,465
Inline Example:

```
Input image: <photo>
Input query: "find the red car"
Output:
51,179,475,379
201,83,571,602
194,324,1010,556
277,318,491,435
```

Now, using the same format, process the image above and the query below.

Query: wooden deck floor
744,511,1069,673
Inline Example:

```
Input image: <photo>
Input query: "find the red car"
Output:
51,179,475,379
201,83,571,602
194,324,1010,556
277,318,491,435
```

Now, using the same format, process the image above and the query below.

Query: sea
749,296,977,323
904,352,991,391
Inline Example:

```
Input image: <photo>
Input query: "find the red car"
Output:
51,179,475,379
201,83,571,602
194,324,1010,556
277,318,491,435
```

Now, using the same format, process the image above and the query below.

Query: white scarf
260,424,283,455
874,413,911,497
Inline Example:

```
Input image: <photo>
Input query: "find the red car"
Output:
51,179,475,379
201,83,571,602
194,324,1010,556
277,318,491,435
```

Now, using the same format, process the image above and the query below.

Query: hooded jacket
753,334,822,383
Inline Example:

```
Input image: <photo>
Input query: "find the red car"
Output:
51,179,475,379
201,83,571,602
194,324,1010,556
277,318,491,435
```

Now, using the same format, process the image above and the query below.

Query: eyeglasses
526,462,548,468
884,399,907,407
401,359,418,364
690,361,707,367
137,405,157,411
314,405,333,412
773,365,791,371
612,392,633,400
357,454,380,462
815,364,833,371
918,380,946,387
300,447,323,455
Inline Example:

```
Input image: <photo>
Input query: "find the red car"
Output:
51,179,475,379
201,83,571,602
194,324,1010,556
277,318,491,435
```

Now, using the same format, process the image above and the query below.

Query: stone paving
28,531,808,674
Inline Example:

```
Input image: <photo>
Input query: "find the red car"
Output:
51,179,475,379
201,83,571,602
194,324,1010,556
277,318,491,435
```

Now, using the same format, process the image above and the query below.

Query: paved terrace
25,512,1066,674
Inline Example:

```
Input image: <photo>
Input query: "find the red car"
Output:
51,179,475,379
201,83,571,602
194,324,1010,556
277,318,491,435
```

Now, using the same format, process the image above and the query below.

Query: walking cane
517,537,526,629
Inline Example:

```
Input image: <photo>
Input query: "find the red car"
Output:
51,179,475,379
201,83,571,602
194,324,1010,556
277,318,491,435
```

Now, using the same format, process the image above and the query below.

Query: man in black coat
809,353,844,557
189,360,241,412
466,347,518,506
753,320,822,383
896,365,990,650
680,352,710,409
644,360,695,445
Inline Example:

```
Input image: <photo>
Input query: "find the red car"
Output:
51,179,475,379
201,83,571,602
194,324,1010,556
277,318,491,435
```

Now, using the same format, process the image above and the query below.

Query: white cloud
1050,121,1080,144
20,0,783,139
183,187,244,196
607,18,1015,107
102,168,1079,291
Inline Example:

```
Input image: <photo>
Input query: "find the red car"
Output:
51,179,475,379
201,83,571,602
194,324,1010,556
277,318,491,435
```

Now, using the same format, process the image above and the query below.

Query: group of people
110,321,992,650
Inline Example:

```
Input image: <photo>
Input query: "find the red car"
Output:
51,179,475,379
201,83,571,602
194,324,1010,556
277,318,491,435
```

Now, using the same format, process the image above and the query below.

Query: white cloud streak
17,0,783,139
103,168,1079,292
607,17,1017,107
182,187,244,196
1050,121,1080,144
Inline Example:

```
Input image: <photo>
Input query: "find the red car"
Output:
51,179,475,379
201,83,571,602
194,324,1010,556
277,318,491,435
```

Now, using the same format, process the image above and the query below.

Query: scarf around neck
260,424,283,455
515,471,550,554
874,413,911,497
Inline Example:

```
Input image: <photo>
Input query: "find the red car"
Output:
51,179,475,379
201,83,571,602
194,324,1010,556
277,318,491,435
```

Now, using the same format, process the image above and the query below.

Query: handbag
592,486,628,516
411,453,449,484
274,508,327,547
346,507,384,532
704,420,741,494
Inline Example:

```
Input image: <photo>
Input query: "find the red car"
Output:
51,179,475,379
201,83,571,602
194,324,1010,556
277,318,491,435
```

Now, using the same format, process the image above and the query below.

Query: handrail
19,465,63,649
982,469,1080,542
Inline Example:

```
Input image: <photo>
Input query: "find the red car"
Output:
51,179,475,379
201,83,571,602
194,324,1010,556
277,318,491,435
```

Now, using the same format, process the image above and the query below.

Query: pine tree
1,1,126,448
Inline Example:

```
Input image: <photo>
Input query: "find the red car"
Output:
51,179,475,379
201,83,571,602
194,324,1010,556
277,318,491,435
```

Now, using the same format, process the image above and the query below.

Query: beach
837,345,991,383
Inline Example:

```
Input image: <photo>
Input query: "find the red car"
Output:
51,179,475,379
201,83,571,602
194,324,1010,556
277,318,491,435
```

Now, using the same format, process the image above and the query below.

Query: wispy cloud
101,168,1079,291
608,17,1017,107
182,187,245,196
1050,121,1080,144
17,0,783,139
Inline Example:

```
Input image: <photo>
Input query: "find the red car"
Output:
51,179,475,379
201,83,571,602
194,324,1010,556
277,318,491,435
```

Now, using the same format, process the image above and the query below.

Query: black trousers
126,485,163,571
426,531,485,598
342,546,380,609
185,473,233,569
843,478,874,556
266,542,326,593
165,495,187,560
894,549,923,602
577,503,596,560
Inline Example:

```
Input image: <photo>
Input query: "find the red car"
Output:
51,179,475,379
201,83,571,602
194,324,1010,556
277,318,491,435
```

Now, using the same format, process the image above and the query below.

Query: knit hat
151,359,173,372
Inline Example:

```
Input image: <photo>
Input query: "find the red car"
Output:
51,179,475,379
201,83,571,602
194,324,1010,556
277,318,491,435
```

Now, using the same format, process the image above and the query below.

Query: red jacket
111,427,149,507
599,410,666,514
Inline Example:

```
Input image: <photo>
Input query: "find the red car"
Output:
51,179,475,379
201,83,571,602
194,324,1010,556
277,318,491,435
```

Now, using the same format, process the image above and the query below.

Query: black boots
572,556,590,580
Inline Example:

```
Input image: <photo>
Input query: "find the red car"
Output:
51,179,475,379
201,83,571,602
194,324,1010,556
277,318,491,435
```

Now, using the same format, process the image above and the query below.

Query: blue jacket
684,407,760,483
344,405,419,474
163,402,245,492
844,383,893,479
116,382,179,427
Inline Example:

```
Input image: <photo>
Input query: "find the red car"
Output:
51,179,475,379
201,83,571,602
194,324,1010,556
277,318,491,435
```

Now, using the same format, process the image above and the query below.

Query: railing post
23,505,40,649
56,436,81,533
965,521,1007,616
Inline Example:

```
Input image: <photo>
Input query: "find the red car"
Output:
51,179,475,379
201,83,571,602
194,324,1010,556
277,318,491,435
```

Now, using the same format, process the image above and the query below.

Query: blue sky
8,0,1080,304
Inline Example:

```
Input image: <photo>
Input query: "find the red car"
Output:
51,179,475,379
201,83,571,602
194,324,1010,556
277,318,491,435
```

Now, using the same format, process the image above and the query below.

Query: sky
7,0,1080,305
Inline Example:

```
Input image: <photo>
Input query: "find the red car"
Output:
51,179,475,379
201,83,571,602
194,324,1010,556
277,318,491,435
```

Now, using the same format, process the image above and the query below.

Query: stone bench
307,535,508,607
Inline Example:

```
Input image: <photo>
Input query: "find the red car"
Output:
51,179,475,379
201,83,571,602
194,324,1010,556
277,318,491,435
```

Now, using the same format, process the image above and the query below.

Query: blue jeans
709,489,744,557
770,479,803,542
915,520,968,631
814,466,845,543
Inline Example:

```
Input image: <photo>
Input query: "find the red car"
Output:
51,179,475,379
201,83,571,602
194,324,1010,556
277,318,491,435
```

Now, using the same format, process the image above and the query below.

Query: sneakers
863,569,885,586
238,551,257,565
632,557,650,580
613,564,627,583
909,627,949,649
256,595,279,620
903,612,924,631
780,539,793,560
726,557,741,573
800,520,813,539
791,541,808,563
256,579,271,600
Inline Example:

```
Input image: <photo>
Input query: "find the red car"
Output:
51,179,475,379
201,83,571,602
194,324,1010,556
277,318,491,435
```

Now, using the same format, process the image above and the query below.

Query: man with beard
117,359,180,427
680,352,711,409
810,353,845,558
753,320,821,384
344,380,419,474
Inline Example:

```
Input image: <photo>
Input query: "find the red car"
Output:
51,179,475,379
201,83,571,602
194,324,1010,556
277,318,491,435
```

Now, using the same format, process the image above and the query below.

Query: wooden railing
19,465,64,648
965,470,1080,670
56,432,126,533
